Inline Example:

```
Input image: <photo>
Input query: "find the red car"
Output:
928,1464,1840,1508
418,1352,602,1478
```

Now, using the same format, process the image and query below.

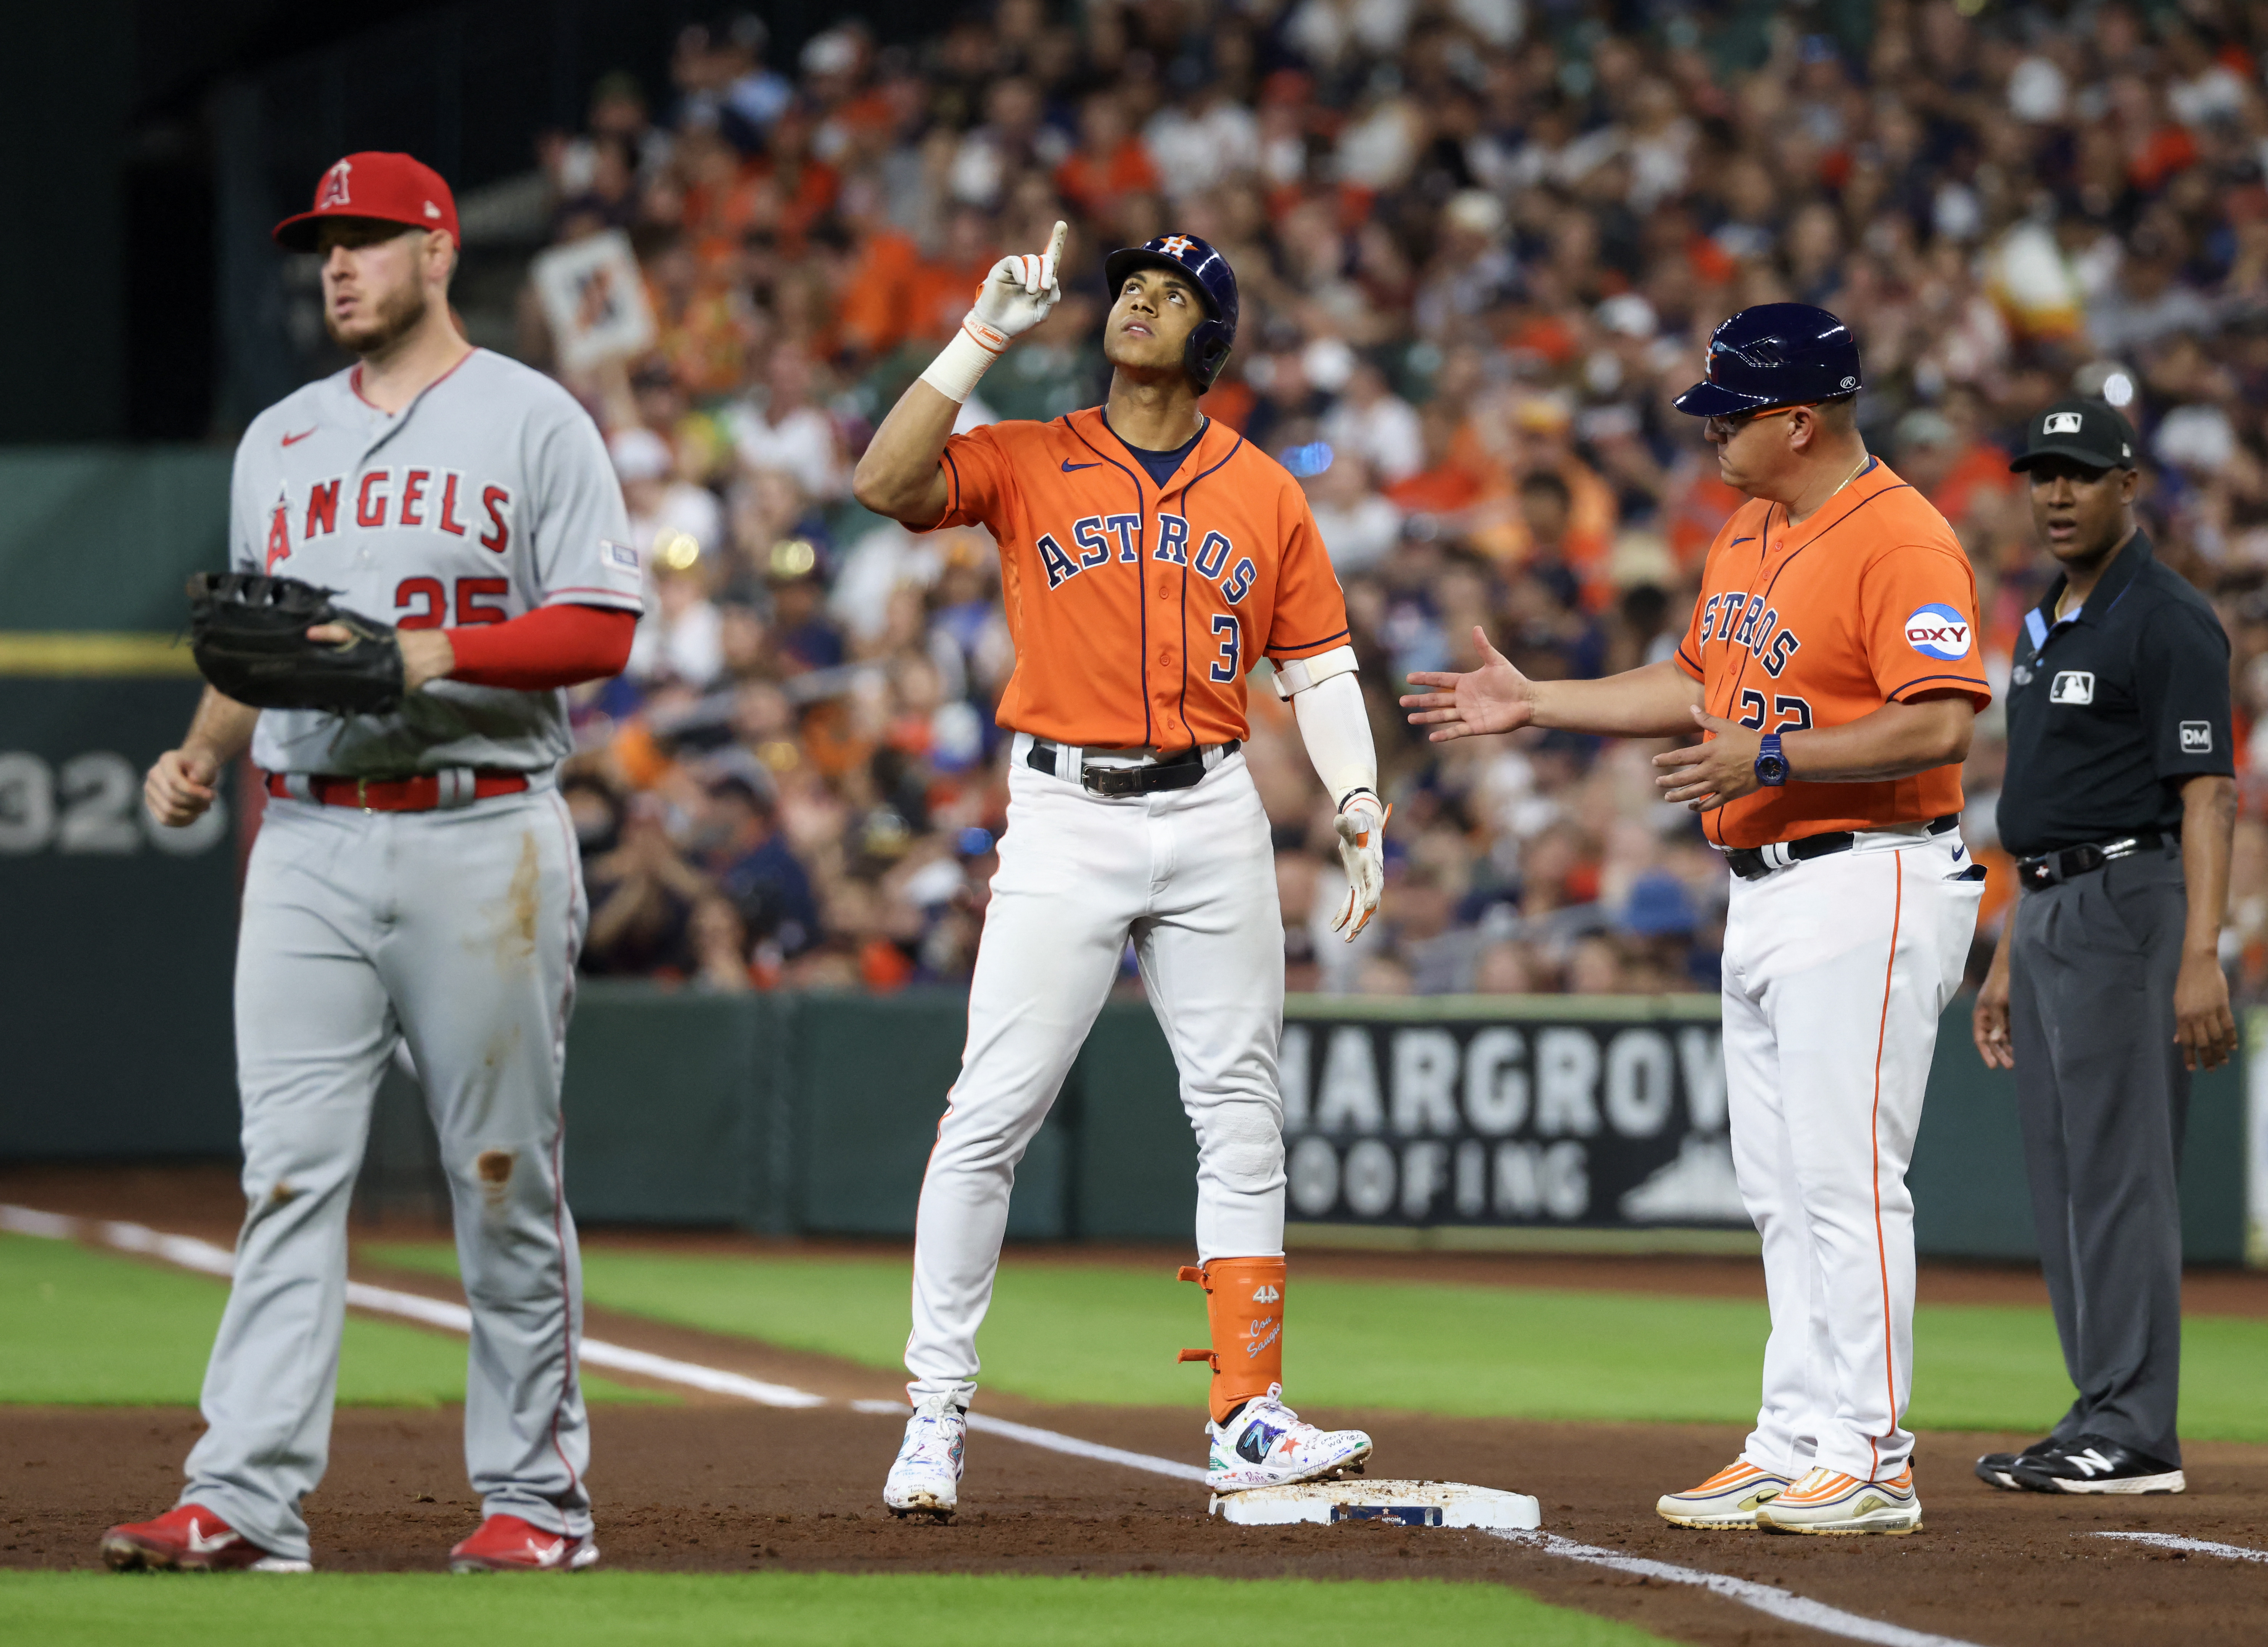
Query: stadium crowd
523,0,2268,999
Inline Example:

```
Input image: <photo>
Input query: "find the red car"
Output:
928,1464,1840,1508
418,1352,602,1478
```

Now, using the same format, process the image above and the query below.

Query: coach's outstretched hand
971,220,1068,342
1401,627,1536,741
1332,793,1390,940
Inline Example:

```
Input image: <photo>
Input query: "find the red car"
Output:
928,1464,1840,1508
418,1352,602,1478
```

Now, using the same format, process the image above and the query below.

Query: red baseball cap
272,152,460,251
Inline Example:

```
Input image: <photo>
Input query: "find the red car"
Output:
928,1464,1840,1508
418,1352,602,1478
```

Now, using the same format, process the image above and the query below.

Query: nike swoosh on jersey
281,428,317,446
1729,535,1756,545
1060,460,1101,471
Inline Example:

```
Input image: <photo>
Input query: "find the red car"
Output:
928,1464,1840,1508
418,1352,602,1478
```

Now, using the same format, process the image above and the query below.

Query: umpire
1972,398,2236,1496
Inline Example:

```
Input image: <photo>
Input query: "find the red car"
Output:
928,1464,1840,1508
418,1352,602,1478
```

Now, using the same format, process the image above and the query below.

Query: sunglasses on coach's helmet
1702,403,1816,440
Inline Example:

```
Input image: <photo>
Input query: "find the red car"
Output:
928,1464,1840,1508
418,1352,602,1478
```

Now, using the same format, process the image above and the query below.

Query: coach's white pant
1722,828,1982,1483
906,745,1286,1408
184,791,592,1562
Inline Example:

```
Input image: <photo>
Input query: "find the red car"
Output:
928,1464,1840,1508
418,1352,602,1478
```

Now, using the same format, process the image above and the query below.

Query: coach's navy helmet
1103,233,1239,391
1673,303,1862,418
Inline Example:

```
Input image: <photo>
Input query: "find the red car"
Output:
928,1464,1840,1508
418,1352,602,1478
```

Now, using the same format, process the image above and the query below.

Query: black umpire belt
2016,831,2171,891
1726,814,1959,882
1025,739,1241,797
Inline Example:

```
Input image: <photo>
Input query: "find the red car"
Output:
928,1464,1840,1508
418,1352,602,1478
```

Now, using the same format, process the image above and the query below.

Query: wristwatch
1754,733,1789,787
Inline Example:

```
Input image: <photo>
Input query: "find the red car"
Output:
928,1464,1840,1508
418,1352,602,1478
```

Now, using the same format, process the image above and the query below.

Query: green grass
0,1234,669,1408
368,1242,2268,1441
0,1571,1679,1647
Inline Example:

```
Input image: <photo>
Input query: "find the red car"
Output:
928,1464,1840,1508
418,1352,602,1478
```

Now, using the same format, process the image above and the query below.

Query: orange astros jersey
926,406,1351,750
1674,457,1990,850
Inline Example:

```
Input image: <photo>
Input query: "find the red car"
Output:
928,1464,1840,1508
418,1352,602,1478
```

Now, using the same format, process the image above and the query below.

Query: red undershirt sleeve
442,603,636,691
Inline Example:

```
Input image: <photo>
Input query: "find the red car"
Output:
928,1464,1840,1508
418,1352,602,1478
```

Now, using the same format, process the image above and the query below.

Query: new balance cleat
884,1393,967,1518
1757,1465,1921,1535
1654,1459,1791,1529
2007,1436,2184,1495
1974,1435,2058,1491
100,1505,311,1573
1205,1384,1371,1493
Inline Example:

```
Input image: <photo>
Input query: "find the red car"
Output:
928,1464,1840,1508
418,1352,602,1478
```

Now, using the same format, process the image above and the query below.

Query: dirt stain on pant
475,1149,517,1210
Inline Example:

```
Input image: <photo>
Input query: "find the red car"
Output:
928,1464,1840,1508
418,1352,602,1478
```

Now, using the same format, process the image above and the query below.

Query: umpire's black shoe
1974,1436,2059,1491
2006,1435,2185,1495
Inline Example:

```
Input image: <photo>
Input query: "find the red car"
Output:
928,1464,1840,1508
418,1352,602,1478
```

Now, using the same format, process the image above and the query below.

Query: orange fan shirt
1674,458,1990,850
925,406,1351,750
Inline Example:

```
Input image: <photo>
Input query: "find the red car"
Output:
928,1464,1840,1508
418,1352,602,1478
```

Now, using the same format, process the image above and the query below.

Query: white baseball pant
1721,825,1983,1483
905,739,1287,1408
184,789,592,1561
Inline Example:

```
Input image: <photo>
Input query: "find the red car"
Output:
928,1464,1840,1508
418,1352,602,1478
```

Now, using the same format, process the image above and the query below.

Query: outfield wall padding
32,982,2248,1265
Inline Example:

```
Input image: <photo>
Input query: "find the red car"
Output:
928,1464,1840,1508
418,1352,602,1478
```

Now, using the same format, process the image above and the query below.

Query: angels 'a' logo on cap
1159,234,1195,258
318,160,352,209
2044,411,2084,434
424,201,441,219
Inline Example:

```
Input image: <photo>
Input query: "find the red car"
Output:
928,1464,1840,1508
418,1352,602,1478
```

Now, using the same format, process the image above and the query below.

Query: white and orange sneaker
1756,1465,1922,1535
1654,1459,1792,1529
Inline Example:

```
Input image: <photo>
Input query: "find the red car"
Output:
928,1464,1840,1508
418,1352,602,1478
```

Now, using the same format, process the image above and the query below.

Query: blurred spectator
511,0,2268,1000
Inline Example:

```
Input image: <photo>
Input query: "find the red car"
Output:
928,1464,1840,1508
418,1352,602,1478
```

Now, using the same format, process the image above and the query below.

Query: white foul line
2094,1530,2268,1565
4,1204,1980,1643
1493,1531,1985,1647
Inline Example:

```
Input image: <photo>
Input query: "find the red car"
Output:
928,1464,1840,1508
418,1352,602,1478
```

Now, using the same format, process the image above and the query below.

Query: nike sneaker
448,1513,599,1572
100,1504,311,1573
884,1393,967,1518
1757,1465,1922,1535
1654,1458,1792,1528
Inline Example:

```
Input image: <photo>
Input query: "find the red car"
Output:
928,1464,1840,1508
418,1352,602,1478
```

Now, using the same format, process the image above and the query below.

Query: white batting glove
922,221,1067,403
1332,791,1390,941
970,219,1066,341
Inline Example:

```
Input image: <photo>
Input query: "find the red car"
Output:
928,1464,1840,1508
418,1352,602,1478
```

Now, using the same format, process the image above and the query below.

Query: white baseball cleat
1205,1384,1372,1493
1654,1458,1792,1529
1756,1465,1922,1535
883,1394,967,1519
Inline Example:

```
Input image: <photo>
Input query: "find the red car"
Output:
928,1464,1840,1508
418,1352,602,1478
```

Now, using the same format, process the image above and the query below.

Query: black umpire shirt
1997,531,2233,857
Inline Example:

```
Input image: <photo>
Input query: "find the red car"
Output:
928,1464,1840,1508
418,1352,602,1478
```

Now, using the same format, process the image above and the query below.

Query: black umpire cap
2011,398,2138,474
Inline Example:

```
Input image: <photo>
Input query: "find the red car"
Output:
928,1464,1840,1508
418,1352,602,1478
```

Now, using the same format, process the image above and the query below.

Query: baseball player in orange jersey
1406,306,1989,1535
853,224,1383,1515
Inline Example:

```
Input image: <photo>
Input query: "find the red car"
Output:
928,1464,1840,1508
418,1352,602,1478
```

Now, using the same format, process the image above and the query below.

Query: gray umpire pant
2007,842,2188,1465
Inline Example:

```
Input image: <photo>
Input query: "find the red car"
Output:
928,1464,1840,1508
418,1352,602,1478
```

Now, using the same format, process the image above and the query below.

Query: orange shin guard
1176,1256,1286,1422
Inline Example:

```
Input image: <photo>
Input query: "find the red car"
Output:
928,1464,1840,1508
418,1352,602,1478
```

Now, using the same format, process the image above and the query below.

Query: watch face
1756,754,1789,785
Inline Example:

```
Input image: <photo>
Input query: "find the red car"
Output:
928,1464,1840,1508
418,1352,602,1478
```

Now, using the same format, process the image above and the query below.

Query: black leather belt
1025,739,1240,797
2016,831,2170,891
1727,814,1959,881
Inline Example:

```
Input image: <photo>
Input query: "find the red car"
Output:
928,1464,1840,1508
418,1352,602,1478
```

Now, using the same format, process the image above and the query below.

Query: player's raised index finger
1046,220,1067,264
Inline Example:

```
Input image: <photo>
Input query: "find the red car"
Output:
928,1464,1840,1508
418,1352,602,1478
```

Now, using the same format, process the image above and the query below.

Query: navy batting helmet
1673,303,1862,418
1103,233,1239,391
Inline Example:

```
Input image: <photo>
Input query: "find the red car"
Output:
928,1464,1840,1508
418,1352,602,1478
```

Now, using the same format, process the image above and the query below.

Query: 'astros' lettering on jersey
230,349,641,778
926,407,1351,749
1675,458,1990,849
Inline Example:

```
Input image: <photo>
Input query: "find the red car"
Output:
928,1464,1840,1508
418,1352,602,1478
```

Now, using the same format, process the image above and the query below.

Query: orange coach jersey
1674,457,1990,850
925,406,1351,750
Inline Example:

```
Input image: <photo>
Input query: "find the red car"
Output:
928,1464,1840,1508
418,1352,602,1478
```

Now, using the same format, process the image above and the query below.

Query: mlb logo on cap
2044,411,2084,435
2012,397,2139,474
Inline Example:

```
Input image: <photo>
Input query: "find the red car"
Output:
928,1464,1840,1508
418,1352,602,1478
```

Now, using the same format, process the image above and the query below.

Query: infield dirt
4,1162,2266,1646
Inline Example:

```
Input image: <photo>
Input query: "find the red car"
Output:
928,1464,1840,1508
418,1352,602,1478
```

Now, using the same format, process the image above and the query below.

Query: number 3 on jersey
1737,689,1813,733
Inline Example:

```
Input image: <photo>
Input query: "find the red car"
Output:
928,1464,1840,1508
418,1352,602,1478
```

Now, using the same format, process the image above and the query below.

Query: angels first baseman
108,153,642,1574
1407,305,1989,1536
853,225,1386,1514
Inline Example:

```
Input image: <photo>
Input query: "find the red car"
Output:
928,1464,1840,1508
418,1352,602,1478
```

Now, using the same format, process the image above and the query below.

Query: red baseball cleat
100,1505,312,1573
448,1513,599,1573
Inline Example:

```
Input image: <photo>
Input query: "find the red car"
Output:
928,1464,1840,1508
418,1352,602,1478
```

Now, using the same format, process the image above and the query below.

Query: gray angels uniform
183,350,640,1562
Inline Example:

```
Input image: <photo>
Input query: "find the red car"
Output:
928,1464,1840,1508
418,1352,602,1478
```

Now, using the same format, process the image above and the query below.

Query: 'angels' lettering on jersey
927,406,1349,750
231,350,640,778
1675,459,1990,849
266,472,515,573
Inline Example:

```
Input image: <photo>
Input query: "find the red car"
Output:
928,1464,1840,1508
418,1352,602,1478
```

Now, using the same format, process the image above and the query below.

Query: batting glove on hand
1332,792,1390,941
966,220,1067,345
